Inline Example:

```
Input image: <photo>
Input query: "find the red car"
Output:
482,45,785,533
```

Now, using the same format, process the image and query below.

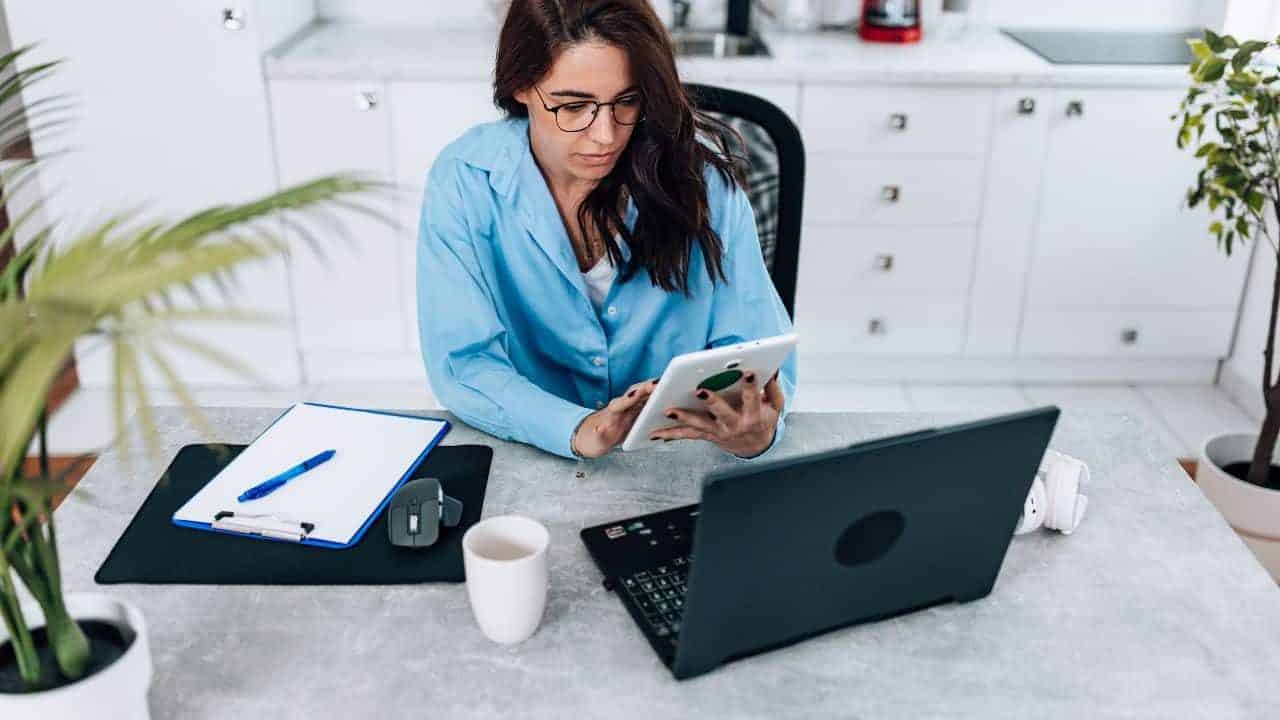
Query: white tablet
621,333,798,452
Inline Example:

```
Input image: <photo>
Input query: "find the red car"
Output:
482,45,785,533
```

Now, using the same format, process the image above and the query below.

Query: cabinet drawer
807,154,984,226
796,295,968,354
1018,309,1235,357
798,226,975,294
802,86,993,153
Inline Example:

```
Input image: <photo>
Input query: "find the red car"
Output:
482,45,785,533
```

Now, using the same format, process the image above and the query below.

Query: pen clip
213,511,316,542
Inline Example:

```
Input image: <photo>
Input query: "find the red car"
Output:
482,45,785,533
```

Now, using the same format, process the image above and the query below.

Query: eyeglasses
532,85,644,133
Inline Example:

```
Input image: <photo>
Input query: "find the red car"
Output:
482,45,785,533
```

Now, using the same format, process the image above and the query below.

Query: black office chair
685,83,805,319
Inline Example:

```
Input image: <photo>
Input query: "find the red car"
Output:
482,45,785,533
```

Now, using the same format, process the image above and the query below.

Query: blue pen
237,449,336,502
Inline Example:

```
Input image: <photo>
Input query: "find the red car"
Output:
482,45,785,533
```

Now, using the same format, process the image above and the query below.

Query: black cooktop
1002,28,1200,65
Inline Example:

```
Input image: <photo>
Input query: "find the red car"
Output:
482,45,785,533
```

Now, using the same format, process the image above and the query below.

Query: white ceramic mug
462,515,550,644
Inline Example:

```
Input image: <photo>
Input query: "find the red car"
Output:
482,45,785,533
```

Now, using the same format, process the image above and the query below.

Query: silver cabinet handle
868,318,886,335
222,8,246,31
1121,328,1139,345
881,185,901,203
874,253,894,271
355,91,379,111
888,113,908,131
1017,97,1036,115
1066,100,1085,117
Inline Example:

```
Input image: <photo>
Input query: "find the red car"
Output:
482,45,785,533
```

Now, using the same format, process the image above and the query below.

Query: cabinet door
270,79,403,354
5,0,311,386
966,88,1050,354
1026,88,1248,310
390,81,502,354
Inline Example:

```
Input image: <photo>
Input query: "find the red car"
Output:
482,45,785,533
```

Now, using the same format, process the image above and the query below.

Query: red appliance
859,0,921,43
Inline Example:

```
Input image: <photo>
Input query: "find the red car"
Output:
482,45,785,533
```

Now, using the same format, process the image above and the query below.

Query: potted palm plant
1176,30,1280,579
0,48,380,715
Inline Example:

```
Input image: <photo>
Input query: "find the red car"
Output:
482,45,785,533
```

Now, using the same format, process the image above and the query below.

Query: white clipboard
171,402,451,549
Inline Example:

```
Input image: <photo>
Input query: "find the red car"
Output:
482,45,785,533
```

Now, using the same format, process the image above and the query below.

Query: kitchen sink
670,31,770,58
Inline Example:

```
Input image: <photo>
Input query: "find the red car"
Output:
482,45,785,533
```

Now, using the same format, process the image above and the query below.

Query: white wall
318,0,1226,30
1214,2,1280,420
975,0,1222,28
317,0,506,25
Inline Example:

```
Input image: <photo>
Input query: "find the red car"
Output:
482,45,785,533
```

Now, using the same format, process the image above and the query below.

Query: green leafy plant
0,47,383,689
1176,30,1280,489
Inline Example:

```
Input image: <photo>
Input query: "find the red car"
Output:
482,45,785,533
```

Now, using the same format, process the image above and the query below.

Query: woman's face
514,40,638,186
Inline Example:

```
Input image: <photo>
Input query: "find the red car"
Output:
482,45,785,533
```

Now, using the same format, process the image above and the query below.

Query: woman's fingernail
666,412,677,420
696,390,709,400
745,373,756,384
627,390,635,397
651,379,659,385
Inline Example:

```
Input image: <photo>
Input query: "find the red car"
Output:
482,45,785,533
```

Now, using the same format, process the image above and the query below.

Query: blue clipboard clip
212,511,316,542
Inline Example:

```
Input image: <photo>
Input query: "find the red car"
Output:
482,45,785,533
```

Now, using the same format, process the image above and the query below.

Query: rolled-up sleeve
417,157,592,459
705,172,799,459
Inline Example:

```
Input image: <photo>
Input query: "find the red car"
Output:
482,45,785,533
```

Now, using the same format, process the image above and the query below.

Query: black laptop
580,407,1060,680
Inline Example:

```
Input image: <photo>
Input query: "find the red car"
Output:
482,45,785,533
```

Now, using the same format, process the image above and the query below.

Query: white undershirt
582,233,622,309
582,253,615,309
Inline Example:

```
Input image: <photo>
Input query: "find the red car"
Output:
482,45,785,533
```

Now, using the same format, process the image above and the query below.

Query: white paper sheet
173,403,448,545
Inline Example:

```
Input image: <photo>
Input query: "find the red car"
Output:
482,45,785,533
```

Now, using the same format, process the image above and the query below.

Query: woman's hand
571,378,658,459
650,371,784,458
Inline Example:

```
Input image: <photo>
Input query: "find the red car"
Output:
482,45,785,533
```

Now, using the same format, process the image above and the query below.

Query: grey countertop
55,407,1280,718
264,21,1191,88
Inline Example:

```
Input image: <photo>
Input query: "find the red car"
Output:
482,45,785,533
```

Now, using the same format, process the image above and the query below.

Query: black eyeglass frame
532,85,645,133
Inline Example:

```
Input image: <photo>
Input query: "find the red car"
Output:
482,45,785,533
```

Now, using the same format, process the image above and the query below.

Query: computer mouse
388,477,443,548
387,477,464,549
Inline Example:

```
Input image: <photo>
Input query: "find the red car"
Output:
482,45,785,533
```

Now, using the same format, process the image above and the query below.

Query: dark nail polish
666,412,677,420
696,390,709,400
745,374,756,384
627,390,635,397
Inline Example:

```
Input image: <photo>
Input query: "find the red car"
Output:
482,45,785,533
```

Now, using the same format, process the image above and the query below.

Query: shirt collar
453,117,526,198
468,116,637,273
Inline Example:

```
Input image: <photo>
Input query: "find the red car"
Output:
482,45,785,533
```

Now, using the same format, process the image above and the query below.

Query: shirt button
607,306,618,317
592,356,604,367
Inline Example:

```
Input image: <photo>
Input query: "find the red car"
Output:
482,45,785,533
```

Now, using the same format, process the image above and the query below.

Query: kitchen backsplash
316,0,1223,30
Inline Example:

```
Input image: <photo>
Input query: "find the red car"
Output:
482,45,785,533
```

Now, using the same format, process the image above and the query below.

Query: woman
417,0,797,460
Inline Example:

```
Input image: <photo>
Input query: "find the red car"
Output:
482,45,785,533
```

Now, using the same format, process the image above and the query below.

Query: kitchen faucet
669,0,753,37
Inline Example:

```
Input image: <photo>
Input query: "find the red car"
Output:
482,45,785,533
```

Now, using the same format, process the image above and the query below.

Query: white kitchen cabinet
796,296,968,354
1019,308,1236,358
390,80,503,353
801,86,993,154
966,88,1050,355
806,154,986,226
1024,88,1248,311
5,0,314,387
269,79,403,356
796,226,976,295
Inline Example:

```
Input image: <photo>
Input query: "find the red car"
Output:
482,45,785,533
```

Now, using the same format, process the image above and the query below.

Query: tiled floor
35,381,1259,461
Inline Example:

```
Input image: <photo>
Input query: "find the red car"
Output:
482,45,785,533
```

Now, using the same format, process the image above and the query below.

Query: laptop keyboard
618,555,691,639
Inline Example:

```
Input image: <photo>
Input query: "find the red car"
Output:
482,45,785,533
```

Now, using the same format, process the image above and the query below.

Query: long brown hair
494,0,744,295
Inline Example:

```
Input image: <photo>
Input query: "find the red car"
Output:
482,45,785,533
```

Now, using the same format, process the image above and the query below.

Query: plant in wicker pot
1176,30,1280,580
0,49,381,716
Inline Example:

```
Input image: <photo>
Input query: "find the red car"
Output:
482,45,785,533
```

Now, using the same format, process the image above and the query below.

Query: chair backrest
685,83,805,319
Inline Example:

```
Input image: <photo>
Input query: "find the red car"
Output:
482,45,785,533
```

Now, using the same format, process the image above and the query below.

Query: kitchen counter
264,20,1192,88
55,407,1280,717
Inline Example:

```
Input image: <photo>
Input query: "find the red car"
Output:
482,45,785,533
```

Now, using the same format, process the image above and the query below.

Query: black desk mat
95,443,492,585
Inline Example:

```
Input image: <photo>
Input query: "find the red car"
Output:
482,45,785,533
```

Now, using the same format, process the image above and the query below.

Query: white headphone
1015,449,1089,535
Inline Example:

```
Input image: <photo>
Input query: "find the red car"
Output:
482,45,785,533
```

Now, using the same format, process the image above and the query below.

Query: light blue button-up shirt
417,118,797,459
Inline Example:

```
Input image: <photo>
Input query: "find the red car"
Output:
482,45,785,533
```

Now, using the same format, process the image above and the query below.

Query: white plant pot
1197,432,1280,582
0,593,151,719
